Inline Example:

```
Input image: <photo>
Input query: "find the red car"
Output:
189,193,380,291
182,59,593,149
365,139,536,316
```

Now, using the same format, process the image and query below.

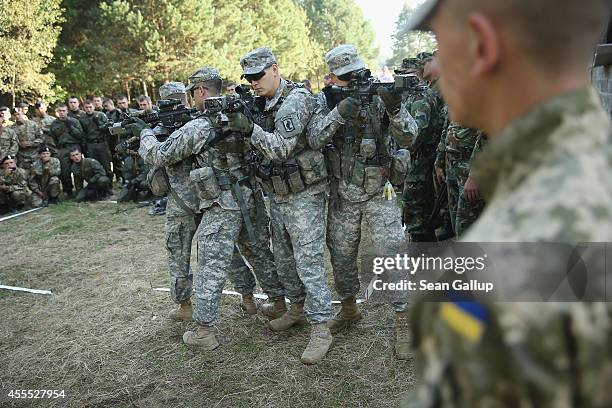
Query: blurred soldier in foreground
0,155,33,213
404,0,612,406
50,104,84,198
33,101,58,156
309,44,417,359
69,147,110,202
226,47,333,364
29,146,61,207
12,109,43,176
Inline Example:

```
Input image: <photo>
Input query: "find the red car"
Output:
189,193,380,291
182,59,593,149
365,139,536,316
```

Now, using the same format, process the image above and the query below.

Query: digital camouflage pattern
159,82,186,99
0,126,19,158
12,120,43,172
248,75,332,324
239,47,277,75
406,87,612,407
29,156,61,203
49,117,84,194
0,167,33,210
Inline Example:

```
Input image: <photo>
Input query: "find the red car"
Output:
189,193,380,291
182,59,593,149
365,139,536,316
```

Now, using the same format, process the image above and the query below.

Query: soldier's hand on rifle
377,88,403,114
122,117,147,138
337,97,361,122
225,112,254,134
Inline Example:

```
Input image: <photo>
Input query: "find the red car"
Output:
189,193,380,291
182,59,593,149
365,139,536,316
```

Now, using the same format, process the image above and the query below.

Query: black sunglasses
244,70,267,83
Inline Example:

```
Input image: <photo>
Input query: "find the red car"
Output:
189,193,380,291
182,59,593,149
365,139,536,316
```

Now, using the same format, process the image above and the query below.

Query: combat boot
269,302,306,332
394,311,411,360
327,296,362,334
240,293,257,315
183,325,219,350
301,323,333,364
168,299,193,322
260,297,287,319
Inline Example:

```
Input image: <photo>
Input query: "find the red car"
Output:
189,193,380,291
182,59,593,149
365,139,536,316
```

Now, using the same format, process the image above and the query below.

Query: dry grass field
0,200,415,407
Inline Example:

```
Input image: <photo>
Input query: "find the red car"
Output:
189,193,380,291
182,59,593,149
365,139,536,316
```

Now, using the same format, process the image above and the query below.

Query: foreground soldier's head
240,47,281,98
325,44,366,87
185,68,222,111
159,81,188,106
408,0,610,135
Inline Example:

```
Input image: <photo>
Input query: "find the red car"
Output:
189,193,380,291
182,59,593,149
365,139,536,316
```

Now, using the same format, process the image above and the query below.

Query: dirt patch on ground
0,201,414,407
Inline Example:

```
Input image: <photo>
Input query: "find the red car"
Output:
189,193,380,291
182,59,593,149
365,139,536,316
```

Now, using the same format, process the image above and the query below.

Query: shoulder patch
281,116,295,133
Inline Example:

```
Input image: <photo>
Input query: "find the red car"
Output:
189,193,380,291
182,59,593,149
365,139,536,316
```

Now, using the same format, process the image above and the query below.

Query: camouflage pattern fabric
80,111,112,179
13,120,43,173
70,157,110,202
49,117,83,194
0,167,33,210
33,114,57,155
29,156,61,203
0,126,19,158
405,87,612,407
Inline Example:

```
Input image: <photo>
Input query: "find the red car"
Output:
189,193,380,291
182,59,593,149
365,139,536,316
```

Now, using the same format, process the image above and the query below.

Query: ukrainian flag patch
439,301,488,343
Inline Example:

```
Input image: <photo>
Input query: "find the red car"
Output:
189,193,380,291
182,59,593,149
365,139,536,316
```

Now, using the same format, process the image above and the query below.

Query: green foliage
299,0,379,84
387,3,437,68
0,0,64,104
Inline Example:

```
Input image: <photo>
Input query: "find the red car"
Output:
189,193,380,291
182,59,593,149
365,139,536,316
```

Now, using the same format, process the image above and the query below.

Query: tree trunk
141,80,148,97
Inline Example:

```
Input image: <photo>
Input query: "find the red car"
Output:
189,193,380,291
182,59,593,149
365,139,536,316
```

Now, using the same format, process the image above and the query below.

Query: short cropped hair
69,146,82,154
138,95,151,103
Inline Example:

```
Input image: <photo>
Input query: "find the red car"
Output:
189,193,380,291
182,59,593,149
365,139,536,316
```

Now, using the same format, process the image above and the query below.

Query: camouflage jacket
0,126,19,158
71,157,106,190
401,85,442,154
13,121,43,162
250,78,326,203
68,109,85,122
308,91,418,202
49,118,84,148
79,111,109,144
29,157,60,193
0,167,30,193
406,87,612,408
32,114,56,135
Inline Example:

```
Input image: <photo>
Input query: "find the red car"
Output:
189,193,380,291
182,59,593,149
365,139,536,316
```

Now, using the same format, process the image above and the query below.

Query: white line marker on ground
0,207,43,223
0,285,53,295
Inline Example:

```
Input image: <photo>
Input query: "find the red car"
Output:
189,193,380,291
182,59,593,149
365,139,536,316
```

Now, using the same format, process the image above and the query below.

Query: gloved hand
337,97,361,122
377,87,403,114
225,112,254,134
122,117,147,138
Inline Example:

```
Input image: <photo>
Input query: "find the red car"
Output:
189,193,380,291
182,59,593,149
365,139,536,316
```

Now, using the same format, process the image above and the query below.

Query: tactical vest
251,82,327,196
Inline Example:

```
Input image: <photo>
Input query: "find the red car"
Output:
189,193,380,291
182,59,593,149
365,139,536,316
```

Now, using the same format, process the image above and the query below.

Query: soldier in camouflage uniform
32,101,57,156
69,147,111,202
435,124,485,236
128,70,283,345
12,109,43,176
80,100,112,182
67,96,85,122
397,58,442,242
224,47,334,364
0,107,14,128
0,156,34,212
104,98,128,183
308,45,418,360
0,115,19,159
50,104,84,197
29,146,61,207
404,0,612,406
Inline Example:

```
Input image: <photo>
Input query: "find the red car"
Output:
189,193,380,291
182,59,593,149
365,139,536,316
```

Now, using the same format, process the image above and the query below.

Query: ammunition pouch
147,166,170,197
190,166,249,200
349,155,391,195
257,150,327,195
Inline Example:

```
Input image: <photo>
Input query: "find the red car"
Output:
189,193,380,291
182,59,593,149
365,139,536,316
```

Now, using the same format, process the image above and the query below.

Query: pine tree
387,3,437,68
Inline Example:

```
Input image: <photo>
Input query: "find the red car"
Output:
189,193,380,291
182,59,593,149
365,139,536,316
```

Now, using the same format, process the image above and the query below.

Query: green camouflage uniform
79,111,112,180
33,114,57,156
244,48,333,324
309,44,418,311
70,157,111,202
0,126,19,158
399,59,442,241
68,108,85,123
12,120,43,175
49,117,84,195
406,87,612,407
0,167,33,211
29,156,61,206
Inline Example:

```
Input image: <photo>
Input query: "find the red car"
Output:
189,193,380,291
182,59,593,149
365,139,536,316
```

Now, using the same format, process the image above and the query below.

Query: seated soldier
69,147,111,202
0,155,34,213
29,146,61,207
116,142,151,202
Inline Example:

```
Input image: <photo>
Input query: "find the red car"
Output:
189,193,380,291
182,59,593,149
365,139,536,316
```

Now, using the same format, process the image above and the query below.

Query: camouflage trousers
165,215,198,303
58,145,80,194
403,148,437,240
75,176,111,202
446,159,485,236
269,191,332,324
30,176,61,208
327,193,408,312
193,203,284,326
86,141,113,181
0,189,31,211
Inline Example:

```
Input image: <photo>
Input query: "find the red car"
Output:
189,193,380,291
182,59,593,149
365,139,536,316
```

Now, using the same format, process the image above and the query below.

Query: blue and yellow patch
439,301,488,343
